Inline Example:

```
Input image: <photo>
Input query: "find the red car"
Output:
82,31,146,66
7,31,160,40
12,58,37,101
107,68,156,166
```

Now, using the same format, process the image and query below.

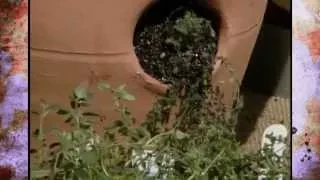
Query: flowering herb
31,7,289,180
30,79,289,179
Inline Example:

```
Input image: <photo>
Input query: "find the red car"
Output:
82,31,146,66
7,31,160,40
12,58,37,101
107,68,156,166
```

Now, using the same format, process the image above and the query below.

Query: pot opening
133,0,220,90
134,0,221,39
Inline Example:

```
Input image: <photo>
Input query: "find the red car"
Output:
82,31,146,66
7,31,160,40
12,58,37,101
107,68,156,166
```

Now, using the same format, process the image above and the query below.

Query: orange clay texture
295,29,320,63
306,30,320,63
0,0,28,75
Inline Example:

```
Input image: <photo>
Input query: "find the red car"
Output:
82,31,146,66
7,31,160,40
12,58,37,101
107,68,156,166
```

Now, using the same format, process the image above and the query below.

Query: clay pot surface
31,0,267,145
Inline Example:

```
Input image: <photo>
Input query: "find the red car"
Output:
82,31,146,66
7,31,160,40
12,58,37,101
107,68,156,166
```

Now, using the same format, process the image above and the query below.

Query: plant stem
144,130,173,147
187,174,196,180
51,152,61,179
38,111,48,166
100,159,109,177
201,149,224,176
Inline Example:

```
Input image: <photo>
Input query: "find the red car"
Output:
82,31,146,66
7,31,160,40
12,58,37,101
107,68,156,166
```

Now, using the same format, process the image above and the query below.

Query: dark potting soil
134,7,217,93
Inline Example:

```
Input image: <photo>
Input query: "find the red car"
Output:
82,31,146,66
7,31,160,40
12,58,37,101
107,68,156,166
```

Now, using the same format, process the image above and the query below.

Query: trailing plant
31,81,289,180
31,8,289,180
135,9,217,128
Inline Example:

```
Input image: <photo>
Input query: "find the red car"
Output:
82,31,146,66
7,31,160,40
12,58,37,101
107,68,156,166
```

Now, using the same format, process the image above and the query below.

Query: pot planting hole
133,0,220,95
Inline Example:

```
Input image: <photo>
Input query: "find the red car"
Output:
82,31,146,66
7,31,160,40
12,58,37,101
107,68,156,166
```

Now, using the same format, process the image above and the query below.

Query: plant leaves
175,130,189,140
122,93,136,101
98,82,111,91
81,150,99,165
116,85,136,101
73,85,90,101
75,168,89,179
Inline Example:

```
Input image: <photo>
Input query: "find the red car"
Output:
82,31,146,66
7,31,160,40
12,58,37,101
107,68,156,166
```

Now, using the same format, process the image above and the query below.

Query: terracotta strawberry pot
30,0,267,144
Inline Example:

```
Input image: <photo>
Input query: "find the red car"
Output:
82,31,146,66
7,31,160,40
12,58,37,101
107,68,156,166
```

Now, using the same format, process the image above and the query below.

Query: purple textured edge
0,50,28,179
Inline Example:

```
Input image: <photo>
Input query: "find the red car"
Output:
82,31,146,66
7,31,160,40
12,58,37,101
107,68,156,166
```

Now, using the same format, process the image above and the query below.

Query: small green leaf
44,104,60,113
81,150,99,165
75,168,89,179
122,92,136,101
73,85,90,101
174,24,188,35
59,132,73,150
118,84,127,91
116,85,136,101
175,130,189,140
98,82,111,91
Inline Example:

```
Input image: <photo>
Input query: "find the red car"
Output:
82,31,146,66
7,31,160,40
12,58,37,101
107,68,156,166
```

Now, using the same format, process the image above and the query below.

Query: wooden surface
237,91,289,152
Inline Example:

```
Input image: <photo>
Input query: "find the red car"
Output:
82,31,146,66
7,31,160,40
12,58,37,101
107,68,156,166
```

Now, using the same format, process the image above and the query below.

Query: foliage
31,81,289,180
135,9,217,129
31,8,289,180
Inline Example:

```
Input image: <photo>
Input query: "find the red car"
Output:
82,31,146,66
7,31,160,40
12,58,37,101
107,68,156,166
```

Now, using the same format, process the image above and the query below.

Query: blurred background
237,0,290,152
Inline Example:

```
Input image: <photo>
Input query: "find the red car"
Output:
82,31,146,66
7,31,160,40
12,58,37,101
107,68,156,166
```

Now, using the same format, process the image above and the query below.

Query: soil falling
134,3,220,131
133,4,218,96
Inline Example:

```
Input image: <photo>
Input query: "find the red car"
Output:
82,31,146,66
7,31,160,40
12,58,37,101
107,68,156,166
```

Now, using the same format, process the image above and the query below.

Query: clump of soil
134,7,217,94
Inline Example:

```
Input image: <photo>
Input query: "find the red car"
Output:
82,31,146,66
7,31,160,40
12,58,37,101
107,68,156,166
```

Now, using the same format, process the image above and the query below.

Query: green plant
135,9,217,129
31,80,289,180
31,8,289,180
134,8,216,89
